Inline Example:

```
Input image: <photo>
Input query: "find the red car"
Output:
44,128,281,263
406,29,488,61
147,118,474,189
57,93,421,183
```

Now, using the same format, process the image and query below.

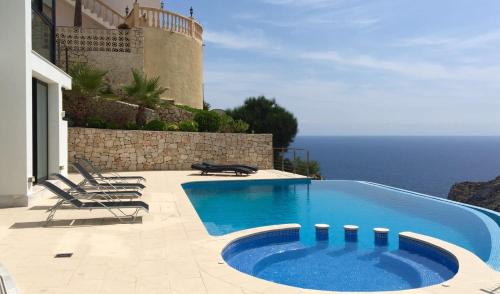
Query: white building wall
0,0,32,207
0,0,71,208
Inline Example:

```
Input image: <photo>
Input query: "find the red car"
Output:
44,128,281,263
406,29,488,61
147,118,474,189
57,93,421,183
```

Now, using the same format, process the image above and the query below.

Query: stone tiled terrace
0,170,498,294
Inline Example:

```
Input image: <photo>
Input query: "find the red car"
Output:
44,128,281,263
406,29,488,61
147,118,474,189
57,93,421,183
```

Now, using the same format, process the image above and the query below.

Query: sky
166,0,500,136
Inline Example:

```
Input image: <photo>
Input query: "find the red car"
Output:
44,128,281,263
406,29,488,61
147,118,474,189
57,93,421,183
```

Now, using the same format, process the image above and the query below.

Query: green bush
231,119,250,133
124,123,140,130
194,111,221,132
87,117,107,129
218,114,234,133
107,122,119,129
178,120,198,132
166,123,179,131
218,115,250,133
144,119,167,131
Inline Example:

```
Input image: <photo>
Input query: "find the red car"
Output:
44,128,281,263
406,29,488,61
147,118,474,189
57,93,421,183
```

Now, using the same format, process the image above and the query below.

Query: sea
291,136,500,198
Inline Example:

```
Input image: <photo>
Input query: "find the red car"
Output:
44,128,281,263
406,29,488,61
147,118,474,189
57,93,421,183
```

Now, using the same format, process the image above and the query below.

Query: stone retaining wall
87,99,158,126
156,106,195,124
68,128,273,171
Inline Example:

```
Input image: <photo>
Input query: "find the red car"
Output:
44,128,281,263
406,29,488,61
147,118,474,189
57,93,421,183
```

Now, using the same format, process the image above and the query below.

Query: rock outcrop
448,177,500,212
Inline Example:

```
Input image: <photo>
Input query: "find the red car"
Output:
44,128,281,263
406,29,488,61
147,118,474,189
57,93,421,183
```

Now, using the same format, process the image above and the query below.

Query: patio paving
0,170,302,294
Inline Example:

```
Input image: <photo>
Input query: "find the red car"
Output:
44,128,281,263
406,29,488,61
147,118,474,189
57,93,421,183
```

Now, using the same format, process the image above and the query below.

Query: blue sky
167,0,500,136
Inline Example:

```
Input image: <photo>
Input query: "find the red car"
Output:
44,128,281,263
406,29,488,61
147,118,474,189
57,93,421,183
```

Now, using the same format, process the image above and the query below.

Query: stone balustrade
125,3,203,43
68,128,273,171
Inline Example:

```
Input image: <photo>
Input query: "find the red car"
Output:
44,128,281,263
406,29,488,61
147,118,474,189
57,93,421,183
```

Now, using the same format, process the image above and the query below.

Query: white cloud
300,50,500,81
396,29,500,50
204,60,500,135
260,0,337,8
204,30,273,50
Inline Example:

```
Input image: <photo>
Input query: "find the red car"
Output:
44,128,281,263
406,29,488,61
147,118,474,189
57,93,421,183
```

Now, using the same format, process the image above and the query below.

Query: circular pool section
222,227,458,292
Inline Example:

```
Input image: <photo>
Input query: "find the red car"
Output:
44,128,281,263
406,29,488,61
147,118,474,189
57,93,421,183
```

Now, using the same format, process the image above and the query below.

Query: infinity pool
183,179,500,270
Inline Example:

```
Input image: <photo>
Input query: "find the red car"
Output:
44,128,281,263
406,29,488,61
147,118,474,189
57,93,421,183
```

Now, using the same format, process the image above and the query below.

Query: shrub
218,115,249,133
218,114,234,133
178,120,198,132
124,123,140,130
292,157,321,178
107,122,119,129
231,119,250,133
144,119,166,131
87,117,107,129
64,63,107,126
122,69,166,126
167,124,179,131
194,111,221,132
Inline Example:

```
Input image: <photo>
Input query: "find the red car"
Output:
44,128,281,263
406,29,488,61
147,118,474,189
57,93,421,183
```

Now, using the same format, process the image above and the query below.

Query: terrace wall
68,128,273,171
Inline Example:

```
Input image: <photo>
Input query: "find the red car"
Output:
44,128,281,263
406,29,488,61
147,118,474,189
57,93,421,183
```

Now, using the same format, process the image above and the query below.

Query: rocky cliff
448,177,500,212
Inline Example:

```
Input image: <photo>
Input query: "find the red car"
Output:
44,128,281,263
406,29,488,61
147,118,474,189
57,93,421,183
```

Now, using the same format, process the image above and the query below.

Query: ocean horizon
291,136,500,198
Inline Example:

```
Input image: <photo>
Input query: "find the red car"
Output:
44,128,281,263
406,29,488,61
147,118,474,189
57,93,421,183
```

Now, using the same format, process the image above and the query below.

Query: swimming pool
183,179,500,271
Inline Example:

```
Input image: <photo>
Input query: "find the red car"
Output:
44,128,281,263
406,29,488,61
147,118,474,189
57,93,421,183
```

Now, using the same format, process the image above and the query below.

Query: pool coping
180,178,500,293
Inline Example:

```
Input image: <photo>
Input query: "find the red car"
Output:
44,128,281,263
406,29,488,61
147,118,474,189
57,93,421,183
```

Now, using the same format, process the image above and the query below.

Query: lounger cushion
92,182,146,189
81,201,149,210
203,162,258,172
191,163,252,175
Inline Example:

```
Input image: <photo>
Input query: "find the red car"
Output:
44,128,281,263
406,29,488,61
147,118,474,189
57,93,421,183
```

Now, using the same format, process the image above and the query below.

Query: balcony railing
274,148,311,177
125,3,203,42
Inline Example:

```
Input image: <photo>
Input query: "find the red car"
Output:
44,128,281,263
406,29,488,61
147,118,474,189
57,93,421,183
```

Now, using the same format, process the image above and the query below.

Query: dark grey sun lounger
72,163,146,190
51,173,142,199
202,162,258,173
41,181,149,224
191,163,253,175
75,157,146,182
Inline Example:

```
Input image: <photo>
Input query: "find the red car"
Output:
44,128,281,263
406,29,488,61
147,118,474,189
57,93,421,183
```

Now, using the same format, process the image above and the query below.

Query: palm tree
123,69,167,126
74,0,82,27
65,63,107,126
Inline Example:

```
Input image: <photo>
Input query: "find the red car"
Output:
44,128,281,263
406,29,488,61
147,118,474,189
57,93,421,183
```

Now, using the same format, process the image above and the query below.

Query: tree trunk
136,105,147,126
74,0,82,27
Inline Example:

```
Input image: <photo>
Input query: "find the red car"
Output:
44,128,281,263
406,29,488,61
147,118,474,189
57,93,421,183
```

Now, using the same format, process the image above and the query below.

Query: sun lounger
191,163,253,175
51,173,142,199
75,157,146,183
202,162,258,173
72,163,146,190
41,181,149,224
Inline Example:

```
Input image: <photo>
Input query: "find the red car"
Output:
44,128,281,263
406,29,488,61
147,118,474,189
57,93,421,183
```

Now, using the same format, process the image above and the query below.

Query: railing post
282,149,285,171
293,149,296,174
306,150,310,177
190,18,195,37
132,2,140,27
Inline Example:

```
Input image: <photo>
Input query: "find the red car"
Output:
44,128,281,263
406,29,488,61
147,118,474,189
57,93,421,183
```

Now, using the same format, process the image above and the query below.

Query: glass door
32,79,49,182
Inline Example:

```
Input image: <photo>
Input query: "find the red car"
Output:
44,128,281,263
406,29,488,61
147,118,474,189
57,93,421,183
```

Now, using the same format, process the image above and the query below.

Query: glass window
32,79,49,182
31,0,55,62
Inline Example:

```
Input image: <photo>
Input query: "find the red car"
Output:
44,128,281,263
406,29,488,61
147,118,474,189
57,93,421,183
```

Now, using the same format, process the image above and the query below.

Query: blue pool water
222,229,458,291
183,179,500,272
